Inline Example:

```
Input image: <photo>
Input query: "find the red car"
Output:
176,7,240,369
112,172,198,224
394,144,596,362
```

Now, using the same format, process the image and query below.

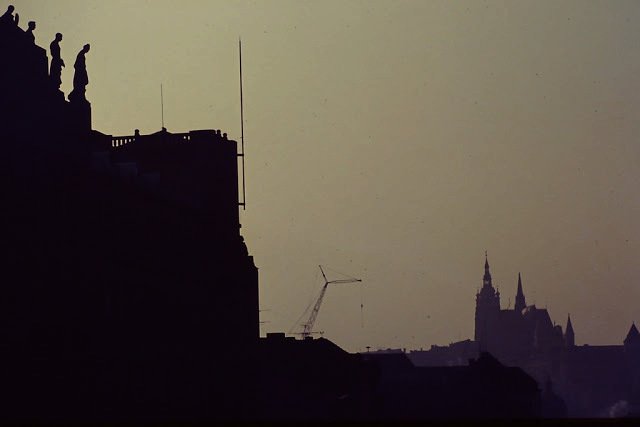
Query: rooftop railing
111,130,229,148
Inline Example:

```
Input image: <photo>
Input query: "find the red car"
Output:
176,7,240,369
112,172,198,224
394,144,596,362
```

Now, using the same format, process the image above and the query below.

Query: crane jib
299,265,363,339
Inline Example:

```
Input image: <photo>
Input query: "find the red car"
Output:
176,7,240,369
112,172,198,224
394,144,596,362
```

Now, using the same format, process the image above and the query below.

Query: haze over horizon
13,0,640,352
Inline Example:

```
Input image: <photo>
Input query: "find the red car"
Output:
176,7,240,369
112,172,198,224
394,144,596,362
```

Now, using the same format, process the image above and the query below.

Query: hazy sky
13,0,640,352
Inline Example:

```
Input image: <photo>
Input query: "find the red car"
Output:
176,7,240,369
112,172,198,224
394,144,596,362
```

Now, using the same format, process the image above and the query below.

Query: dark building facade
363,351,541,420
1,12,258,421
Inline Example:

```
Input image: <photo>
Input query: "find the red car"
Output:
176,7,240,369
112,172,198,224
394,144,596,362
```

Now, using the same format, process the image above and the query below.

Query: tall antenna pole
160,83,165,129
360,283,364,328
239,37,246,210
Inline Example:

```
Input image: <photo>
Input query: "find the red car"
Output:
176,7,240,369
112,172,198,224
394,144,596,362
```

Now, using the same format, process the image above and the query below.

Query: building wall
0,20,259,420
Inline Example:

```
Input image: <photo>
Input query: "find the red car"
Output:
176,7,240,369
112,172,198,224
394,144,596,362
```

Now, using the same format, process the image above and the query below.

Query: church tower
565,315,575,347
475,253,501,347
514,273,526,314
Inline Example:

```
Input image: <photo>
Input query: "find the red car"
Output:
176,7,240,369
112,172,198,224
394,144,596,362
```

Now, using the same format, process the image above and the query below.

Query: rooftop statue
0,5,17,26
68,43,90,102
25,20,35,43
49,33,64,90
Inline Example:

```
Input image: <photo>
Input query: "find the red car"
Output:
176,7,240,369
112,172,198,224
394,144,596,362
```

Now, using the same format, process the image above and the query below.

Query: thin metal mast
239,37,246,210
361,283,364,328
160,83,165,129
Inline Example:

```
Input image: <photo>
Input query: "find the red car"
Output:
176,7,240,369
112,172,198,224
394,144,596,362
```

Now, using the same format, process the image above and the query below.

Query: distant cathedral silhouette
408,254,640,418
475,255,569,361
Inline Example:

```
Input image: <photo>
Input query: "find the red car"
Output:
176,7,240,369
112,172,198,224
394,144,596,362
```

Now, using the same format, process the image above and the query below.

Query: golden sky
14,0,640,352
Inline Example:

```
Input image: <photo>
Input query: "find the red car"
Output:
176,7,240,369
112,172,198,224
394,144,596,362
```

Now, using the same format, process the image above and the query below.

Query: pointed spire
515,272,526,314
517,272,522,290
475,251,500,344
565,314,575,347
483,251,492,287
624,322,640,346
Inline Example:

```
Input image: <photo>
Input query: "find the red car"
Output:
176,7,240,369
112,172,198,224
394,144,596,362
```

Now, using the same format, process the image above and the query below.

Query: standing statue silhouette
49,33,65,90
25,21,35,43
69,43,90,102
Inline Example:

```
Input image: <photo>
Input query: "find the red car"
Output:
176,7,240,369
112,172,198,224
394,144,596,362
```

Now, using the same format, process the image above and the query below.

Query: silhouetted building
541,378,567,418
409,340,479,367
1,11,258,421
364,351,541,420
258,333,377,421
409,255,640,418
473,256,566,364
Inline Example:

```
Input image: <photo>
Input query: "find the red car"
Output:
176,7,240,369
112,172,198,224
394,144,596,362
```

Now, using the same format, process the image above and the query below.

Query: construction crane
299,265,362,339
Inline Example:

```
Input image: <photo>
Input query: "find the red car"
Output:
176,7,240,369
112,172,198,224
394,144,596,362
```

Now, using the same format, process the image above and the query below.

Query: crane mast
300,265,362,339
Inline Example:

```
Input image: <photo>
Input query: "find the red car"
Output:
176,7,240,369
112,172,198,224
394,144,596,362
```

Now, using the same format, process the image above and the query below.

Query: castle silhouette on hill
407,256,640,417
2,4,634,422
